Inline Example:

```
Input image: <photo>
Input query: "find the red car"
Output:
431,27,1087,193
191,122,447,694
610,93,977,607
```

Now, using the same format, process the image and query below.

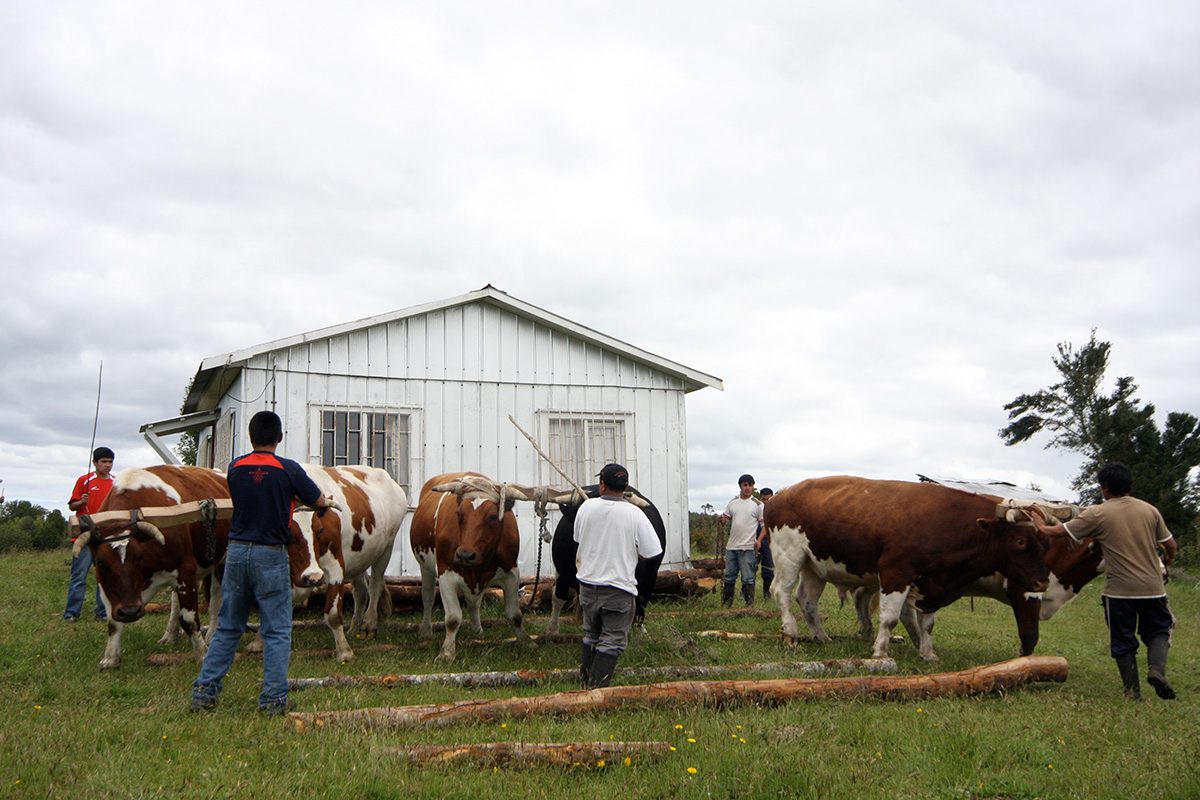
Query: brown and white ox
843,517,1104,656
410,472,538,661
75,465,329,670
764,476,1051,661
285,464,408,662
75,466,231,669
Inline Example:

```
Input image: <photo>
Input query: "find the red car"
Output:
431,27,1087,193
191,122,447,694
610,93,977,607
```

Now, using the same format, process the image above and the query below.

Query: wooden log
287,656,1068,731
289,658,897,691
381,741,672,768
146,633,582,666
696,630,776,640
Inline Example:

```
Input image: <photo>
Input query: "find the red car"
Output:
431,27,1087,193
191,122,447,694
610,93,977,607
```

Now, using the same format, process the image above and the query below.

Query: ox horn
623,492,650,508
133,521,167,546
72,529,92,556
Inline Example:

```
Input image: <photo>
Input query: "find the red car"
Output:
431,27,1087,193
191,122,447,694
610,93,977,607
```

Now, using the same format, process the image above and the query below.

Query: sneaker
189,696,217,713
63,615,79,623
259,699,291,717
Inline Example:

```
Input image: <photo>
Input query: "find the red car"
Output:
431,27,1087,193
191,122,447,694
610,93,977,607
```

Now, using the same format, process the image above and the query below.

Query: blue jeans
192,542,292,711
724,548,757,588
64,545,106,620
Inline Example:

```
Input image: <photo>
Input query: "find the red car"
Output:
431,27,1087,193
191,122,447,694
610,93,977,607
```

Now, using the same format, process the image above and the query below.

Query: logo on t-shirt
250,467,268,484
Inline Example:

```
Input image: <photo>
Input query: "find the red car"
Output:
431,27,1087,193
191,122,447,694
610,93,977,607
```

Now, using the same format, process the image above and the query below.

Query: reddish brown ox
846,532,1104,656
410,472,537,661
76,465,327,670
286,464,408,662
764,476,1051,660
77,466,232,669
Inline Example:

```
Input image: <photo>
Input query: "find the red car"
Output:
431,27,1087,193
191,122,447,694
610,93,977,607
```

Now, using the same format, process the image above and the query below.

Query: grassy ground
1,549,1197,800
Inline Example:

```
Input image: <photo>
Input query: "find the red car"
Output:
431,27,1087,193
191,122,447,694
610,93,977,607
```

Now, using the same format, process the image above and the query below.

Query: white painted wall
197,299,694,577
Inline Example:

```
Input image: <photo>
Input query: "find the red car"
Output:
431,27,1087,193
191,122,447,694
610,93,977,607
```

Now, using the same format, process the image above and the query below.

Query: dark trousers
1102,595,1174,658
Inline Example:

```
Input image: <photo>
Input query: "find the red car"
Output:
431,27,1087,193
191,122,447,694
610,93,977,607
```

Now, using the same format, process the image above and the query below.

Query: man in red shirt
64,447,116,622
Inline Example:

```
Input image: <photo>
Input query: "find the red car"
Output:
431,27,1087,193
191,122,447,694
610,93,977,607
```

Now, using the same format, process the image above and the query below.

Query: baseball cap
598,463,630,491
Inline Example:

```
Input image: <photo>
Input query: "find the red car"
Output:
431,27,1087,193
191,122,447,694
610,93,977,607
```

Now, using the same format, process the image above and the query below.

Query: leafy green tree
174,376,198,466
1000,331,1200,555
0,500,67,552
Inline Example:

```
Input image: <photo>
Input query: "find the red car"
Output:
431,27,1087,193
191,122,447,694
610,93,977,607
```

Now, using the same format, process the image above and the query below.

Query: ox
286,464,408,662
410,472,538,661
764,476,1051,660
844,528,1104,656
75,466,233,669
544,484,667,635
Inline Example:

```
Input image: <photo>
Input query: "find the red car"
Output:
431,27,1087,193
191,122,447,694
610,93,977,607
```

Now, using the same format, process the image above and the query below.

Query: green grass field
1,549,1197,799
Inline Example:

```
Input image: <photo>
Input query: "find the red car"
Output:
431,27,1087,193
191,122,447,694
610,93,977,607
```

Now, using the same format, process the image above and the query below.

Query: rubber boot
580,643,596,688
722,582,735,608
1115,654,1141,701
762,574,773,600
1147,636,1176,700
587,650,620,689
742,583,755,607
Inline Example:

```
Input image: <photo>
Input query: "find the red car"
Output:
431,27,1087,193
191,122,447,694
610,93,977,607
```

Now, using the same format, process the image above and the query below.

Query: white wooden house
140,286,723,576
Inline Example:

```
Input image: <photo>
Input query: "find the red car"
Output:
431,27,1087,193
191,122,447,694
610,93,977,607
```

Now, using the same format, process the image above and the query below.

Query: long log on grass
289,657,897,691
380,741,672,768
146,633,582,666
288,656,1068,731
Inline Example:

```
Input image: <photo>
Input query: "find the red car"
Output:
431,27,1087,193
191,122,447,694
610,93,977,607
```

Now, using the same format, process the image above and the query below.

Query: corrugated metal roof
916,474,1072,504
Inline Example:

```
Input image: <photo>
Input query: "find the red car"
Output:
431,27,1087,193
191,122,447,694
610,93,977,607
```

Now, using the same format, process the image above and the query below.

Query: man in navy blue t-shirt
191,410,330,715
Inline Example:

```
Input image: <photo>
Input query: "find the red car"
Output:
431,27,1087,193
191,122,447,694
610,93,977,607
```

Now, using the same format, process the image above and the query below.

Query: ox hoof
337,650,355,664
435,651,456,663
159,633,179,645
99,658,120,670
245,640,264,654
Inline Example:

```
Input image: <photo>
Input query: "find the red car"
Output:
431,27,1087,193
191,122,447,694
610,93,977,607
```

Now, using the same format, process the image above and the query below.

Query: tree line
0,500,68,553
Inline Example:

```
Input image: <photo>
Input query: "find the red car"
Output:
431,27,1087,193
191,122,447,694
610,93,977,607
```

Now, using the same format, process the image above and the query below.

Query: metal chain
524,501,550,613
198,498,218,565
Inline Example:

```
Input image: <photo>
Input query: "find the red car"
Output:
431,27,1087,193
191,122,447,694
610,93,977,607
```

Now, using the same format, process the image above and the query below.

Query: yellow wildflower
687,767,698,775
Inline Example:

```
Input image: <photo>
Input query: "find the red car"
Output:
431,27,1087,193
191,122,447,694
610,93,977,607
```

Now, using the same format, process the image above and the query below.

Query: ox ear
132,521,167,546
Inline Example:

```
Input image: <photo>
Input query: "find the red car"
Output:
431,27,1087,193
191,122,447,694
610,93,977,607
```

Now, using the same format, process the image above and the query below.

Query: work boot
587,650,620,689
1147,636,1176,700
722,582,735,608
580,643,596,688
1115,653,1141,701
742,583,755,607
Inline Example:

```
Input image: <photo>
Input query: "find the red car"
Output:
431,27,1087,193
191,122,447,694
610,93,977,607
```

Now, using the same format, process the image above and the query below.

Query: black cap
738,474,755,486
598,463,630,491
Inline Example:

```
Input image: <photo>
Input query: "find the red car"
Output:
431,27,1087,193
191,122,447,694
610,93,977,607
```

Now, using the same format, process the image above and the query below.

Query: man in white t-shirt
574,463,664,688
718,473,763,607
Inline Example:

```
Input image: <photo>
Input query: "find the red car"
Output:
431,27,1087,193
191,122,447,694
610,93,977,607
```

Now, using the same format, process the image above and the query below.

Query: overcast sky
2,1,1197,516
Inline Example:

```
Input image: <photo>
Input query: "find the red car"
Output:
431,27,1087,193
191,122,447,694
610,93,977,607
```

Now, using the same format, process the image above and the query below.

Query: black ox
544,484,667,634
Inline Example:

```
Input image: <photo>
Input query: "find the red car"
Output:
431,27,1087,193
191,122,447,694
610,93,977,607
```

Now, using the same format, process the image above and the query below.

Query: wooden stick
289,657,898,691
508,414,587,500
380,741,672,768
288,656,1069,731
145,633,582,666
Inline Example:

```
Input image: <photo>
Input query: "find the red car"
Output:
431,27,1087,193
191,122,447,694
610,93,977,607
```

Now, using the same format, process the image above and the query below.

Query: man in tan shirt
1029,463,1177,700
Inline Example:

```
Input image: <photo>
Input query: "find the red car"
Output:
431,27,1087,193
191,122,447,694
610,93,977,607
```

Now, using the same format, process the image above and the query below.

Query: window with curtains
318,409,410,493
545,414,630,486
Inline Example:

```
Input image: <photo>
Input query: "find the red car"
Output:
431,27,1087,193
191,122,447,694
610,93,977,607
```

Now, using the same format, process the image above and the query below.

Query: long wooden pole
289,657,898,691
507,414,587,500
288,656,1069,731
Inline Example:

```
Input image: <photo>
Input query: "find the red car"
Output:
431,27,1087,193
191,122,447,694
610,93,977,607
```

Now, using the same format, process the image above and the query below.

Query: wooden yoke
69,498,235,537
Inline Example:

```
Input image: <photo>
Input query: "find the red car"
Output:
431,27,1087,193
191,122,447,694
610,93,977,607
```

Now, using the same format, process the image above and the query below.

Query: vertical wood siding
206,300,695,576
